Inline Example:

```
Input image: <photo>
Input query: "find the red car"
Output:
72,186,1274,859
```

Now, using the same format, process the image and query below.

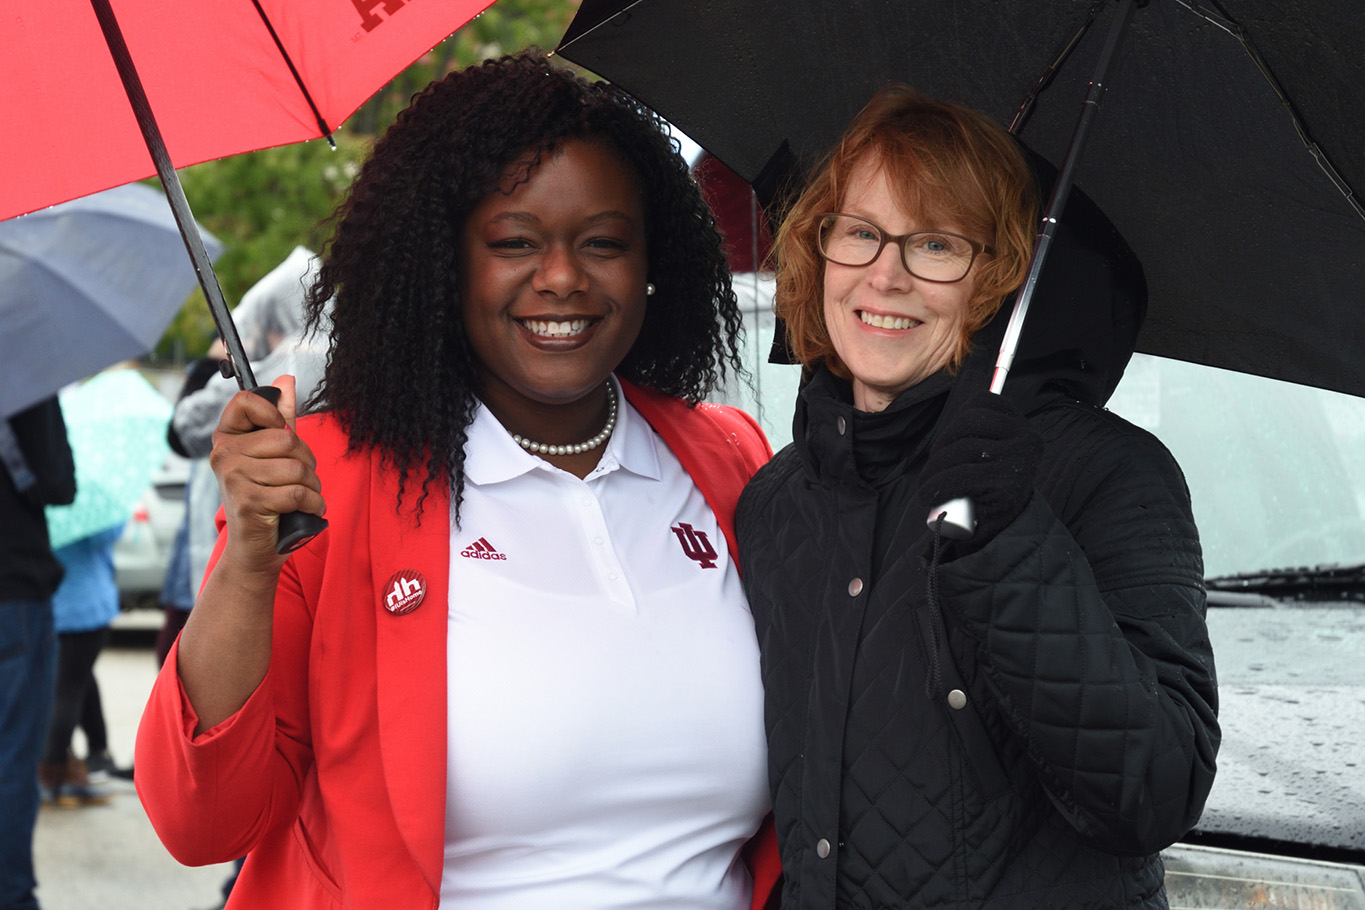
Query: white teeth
859,311,918,330
522,319,589,337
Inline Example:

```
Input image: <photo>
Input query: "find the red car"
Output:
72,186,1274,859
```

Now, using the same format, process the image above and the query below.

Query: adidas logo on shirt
460,537,507,560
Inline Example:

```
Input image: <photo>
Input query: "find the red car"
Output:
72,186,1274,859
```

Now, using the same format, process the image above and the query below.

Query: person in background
693,151,773,274
37,522,124,806
736,84,1218,908
136,51,779,910
694,152,801,450
154,351,227,668
0,396,75,910
77,658,121,782
169,246,327,619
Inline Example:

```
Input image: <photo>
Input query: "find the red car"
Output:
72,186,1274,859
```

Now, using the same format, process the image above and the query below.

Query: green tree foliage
155,0,580,360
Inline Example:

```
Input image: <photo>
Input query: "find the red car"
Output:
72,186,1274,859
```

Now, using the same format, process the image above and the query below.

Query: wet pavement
32,609,237,910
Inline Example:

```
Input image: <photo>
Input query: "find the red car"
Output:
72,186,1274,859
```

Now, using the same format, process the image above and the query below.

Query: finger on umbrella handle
247,385,329,554
249,382,292,426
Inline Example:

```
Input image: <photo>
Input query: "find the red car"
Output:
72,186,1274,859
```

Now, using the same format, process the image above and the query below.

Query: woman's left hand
917,390,1043,553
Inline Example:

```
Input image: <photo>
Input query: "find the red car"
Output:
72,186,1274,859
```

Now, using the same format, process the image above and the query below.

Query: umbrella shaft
992,0,1139,394
88,0,257,391
1009,0,1106,136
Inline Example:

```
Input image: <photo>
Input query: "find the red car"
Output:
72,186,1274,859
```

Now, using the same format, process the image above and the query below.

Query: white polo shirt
440,380,770,909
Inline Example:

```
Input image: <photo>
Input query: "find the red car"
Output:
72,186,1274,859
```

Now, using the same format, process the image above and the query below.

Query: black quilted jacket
735,364,1219,909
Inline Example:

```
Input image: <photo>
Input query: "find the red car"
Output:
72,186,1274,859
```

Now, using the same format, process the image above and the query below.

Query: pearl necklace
512,386,617,456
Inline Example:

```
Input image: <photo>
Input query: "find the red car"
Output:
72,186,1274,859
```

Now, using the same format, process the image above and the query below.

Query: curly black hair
305,49,744,517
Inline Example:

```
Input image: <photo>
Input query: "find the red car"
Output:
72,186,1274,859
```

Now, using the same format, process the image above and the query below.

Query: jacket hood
961,146,1148,412
232,246,321,360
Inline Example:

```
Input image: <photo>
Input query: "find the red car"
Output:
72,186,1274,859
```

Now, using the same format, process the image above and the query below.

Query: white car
112,451,188,610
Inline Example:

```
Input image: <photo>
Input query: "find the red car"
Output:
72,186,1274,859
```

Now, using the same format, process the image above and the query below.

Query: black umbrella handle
247,386,329,553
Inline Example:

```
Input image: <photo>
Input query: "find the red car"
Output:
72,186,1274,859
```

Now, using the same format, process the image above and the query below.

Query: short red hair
775,84,1039,375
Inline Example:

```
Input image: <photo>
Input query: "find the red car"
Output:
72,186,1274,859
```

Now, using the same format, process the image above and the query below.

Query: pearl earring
646,282,656,296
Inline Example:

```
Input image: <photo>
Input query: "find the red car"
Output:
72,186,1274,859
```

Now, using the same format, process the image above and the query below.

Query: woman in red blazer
136,51,780,909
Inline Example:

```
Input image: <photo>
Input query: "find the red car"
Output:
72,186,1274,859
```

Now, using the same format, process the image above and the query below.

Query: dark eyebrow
583,211,637,225
487,210,638,227
487,212,539,226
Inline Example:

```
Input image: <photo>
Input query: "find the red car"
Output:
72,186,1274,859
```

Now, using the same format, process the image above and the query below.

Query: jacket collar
463,377,662,487
794,365,951,488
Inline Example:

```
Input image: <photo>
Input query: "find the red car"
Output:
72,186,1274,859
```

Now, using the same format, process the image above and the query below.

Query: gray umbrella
0,181,223,417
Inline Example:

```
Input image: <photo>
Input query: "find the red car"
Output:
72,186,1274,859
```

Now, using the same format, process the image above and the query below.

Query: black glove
917,390,1043,554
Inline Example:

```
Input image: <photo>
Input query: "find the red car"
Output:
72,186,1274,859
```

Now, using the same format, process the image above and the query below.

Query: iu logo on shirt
672,522,719,569
460,537,507,561
382,569,426,615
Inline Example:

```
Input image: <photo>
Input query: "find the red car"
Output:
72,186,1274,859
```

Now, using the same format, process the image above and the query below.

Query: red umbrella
2,0,493,550
3,1,492,221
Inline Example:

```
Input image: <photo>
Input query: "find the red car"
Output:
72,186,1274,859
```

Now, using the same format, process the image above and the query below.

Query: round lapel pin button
382,569,426,615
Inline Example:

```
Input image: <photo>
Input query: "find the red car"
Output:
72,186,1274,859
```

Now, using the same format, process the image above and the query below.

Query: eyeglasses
815,213,994,284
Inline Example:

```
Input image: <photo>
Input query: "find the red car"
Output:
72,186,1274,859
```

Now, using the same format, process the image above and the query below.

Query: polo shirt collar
463,376,662,486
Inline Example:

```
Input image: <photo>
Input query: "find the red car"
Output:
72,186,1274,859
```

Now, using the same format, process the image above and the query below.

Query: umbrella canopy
45,368,172,550
4,0,499,552
0,181,224,417
558,0,1365,398
0,0,495,221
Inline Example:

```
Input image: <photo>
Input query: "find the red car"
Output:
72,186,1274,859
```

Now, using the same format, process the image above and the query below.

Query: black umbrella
558,0,1365,398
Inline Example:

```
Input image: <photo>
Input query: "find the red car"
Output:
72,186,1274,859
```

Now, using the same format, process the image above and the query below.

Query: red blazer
136,380,780,910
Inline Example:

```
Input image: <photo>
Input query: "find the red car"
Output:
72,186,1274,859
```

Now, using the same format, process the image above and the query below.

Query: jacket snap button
947,688,968,710
837,416,846,436
848,577,863,596
816,838,831,859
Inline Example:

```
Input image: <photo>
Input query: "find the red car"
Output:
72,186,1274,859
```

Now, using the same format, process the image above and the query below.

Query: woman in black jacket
735,84,1219,909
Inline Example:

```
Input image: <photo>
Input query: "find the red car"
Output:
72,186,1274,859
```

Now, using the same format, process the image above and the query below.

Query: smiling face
822,155,984,412
460,139,649,432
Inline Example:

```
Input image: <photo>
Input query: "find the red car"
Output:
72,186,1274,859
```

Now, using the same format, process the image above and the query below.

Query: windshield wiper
1206,562,1365,604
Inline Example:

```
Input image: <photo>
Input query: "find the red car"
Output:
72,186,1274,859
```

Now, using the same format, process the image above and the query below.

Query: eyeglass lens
819,214,977,282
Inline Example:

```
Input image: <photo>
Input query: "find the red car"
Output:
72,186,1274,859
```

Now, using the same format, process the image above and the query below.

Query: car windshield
1108,355,1365,864
1107,354,1365,581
